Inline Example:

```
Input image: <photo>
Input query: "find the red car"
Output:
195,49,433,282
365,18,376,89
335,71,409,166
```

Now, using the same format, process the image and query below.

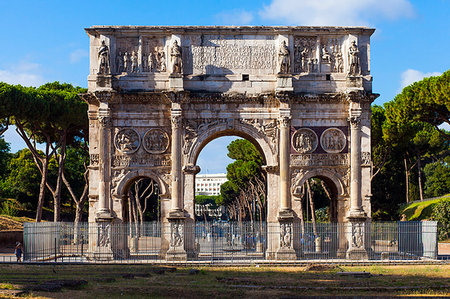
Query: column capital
171,108,183,128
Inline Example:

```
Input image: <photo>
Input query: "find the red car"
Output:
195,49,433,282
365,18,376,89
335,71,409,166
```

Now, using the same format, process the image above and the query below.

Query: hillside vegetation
400,194,450,221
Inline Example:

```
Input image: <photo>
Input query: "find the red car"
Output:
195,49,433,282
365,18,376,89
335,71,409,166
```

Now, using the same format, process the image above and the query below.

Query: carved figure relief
280,223,292,249
131,51,138,73
361,152,371,166
320,128,346,153
143,129,170,154
351,223,364,249
348,40,361,75
98,223,111,247
292,128,318,153
278,41,290,74
240,119,278,154
114,129,141,154
112,154,171,168
171,40,183,74
171,222,184,247
90,154,99,166
321,46,331,64
291,153,348,167
329,39,344,73
294,37,317,73
142,49,166,72
97,40,110,75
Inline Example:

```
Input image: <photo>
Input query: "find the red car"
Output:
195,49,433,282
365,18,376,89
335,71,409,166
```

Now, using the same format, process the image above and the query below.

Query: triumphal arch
84,26,377,260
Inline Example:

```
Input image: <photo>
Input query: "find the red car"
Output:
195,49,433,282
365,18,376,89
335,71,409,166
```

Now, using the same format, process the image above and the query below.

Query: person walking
14,242,22,262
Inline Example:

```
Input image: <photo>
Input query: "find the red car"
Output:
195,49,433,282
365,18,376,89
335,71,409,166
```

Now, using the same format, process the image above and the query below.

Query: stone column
276,111,296,260
347,103,368,260
349,114,364,217
278,114,292,215
93,100,114,261
169,108,184,217
96,103,113,221
166,106,187,260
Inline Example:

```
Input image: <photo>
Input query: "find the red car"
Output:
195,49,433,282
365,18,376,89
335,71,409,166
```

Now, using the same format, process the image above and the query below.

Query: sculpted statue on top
171,40,183,74
348,40,361,75
98,40,110,75
278,41,290,74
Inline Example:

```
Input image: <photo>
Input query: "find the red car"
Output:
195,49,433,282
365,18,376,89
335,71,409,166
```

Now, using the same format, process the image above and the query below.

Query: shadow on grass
0,264,448,298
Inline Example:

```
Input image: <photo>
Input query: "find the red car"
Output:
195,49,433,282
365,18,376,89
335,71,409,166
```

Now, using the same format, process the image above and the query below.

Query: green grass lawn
400,194,450,221
0,264,448,298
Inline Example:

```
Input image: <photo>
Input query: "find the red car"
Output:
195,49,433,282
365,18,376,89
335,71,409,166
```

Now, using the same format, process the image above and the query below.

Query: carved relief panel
142,37,166,73
114,128,141,154
293,37,317,73
292,128,318,153
320,38,344,73
115,38,139,74
184,35,277,75
143,129,170,154
320,128,346,153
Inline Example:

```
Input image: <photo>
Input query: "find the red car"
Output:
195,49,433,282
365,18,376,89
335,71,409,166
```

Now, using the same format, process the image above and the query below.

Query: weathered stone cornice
85,26,375,37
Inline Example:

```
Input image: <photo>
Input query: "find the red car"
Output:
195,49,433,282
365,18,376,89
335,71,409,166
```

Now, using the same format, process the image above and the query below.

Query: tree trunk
54,136,67,222
306,179,317,237
36,155,49,222
404,157,410,203
417,154,424,201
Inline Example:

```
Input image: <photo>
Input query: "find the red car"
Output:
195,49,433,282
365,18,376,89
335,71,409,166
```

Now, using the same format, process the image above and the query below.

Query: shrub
0,200,18,216
431,199,450,241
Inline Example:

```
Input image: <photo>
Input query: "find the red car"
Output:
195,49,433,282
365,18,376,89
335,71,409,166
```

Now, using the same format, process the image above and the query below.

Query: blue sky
1,0,449,173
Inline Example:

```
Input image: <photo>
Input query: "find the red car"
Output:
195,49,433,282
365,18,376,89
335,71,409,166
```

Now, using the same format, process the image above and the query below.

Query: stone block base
91,247,114,261
169,76,183,91
276,248,296,260
166,248,187,261
276,76,293,92
346,248,368,260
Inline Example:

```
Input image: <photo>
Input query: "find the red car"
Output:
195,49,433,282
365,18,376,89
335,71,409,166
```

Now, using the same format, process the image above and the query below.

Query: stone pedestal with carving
92,221,114,261
276,217,297,260
346,217,368,260
166,218,187,261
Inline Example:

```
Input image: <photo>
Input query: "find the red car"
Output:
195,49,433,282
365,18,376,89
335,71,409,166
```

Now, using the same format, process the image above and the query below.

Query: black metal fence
21,221,440,263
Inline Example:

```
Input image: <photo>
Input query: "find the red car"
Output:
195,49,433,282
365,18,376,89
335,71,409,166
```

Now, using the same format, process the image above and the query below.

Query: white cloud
259,0,414,26
69,49,88,63
215,9,254,25
0,61,45,87
400,69,442,89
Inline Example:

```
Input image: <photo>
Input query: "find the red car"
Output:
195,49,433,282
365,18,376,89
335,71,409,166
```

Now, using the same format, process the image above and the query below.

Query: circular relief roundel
291,128,318,153
143,129,170,154
114,128,141,154
320,128,346,153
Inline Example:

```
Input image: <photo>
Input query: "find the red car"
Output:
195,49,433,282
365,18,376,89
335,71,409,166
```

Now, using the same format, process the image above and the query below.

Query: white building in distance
195,173,227,196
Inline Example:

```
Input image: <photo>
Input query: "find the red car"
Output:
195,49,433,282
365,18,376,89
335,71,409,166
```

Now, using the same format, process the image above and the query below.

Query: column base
276,247,296,260
346,248,368,260
166,248,187,261
91,247,114,261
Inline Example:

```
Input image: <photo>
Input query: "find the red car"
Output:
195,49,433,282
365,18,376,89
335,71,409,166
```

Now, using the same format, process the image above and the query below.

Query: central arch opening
192,131,269,258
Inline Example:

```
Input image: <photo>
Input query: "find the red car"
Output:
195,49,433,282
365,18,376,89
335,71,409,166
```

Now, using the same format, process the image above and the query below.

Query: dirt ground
0,264,448,298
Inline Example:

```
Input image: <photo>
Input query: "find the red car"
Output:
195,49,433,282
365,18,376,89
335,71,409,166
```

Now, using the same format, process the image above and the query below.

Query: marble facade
84,26,378,260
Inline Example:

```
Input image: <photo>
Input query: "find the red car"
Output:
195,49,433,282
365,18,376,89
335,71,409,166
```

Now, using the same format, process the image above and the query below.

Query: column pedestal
346,217,368,260
92,220,114,261
276,217,297,260
166,217,187,261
